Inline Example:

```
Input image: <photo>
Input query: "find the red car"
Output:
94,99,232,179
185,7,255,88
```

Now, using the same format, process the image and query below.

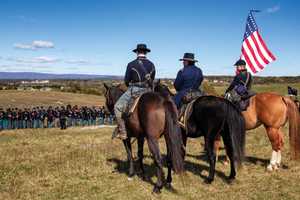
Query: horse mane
112,83,127,92
155,82,175,97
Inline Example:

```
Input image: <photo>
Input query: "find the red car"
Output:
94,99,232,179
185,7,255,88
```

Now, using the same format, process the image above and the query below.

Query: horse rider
173,53,203,109
113,44,156,140
225,59,253,98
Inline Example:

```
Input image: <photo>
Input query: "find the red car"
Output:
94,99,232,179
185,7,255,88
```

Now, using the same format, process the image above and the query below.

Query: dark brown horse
104,83,184,193
216,92,300,171
155,83,246,183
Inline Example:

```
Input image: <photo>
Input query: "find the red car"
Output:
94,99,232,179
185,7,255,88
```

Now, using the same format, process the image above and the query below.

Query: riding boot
113,116,127,140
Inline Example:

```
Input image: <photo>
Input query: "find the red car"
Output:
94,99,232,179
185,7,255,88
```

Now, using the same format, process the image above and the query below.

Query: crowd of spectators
0,105,115,130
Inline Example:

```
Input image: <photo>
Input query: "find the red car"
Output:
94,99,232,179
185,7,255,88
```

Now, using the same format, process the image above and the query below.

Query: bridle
105,88,115,114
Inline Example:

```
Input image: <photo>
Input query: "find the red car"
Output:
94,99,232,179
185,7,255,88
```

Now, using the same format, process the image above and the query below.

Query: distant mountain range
0,72,123,80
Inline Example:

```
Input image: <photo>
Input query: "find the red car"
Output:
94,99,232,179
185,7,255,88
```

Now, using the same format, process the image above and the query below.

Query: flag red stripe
256,31,276,61
250,33,270,65
245,37,264,70
241,46,257,73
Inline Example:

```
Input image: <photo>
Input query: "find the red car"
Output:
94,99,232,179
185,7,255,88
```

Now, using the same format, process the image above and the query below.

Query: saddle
179,90,204,135
182,89,204,104
178,99,197,133
124,90,147,118
225,90,255,111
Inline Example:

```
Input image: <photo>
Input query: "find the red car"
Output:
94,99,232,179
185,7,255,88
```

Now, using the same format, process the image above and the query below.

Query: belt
129,82,150,88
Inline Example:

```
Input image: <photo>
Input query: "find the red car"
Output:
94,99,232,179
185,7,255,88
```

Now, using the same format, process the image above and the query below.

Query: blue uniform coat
173,65,203,107
124,57,155,87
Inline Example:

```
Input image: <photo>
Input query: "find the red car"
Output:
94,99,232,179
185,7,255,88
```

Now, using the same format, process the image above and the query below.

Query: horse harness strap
240,72,250,87
178,98,198,130
128,95,143,114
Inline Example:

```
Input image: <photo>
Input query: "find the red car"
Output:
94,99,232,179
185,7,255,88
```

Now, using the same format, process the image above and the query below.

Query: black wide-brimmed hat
179,53,198,62
133,44,151,53
234,59,246,66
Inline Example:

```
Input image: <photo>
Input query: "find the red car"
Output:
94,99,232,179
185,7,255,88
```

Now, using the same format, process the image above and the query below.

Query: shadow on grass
244,156,289,169
108,150,236,186
107,157,184,193
244,156,269,166
107,157,157,186
184,152,231,183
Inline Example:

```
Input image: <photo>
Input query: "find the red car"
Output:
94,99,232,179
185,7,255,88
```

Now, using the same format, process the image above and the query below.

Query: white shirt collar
137,53,146,58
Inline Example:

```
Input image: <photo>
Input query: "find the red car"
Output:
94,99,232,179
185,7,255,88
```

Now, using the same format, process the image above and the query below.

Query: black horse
155,83,246,183
104,83,184,193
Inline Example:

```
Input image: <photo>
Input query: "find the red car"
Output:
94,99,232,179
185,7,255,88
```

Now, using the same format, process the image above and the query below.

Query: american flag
241,12,276,74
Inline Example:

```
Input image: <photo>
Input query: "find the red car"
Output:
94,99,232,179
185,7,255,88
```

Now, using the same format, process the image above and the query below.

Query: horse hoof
127,177,134,181
152,186,161,194
165,182,172,189
227,177,235,184
267,164,277,172
223,161,229,166
142,175,149,181
204,178,213,184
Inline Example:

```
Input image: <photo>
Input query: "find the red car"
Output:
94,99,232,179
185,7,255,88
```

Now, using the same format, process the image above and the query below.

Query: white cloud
266,5,280,13
14,43,35,50
32,41,54,49
7,56,59,64
0,64,53,73
65,59,91,65
14,40,55,50
33,56,59,63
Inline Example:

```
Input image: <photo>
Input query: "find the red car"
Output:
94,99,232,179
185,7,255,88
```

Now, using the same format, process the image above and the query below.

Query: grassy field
0,90,105,108
0,82,300,199
1,82,299,109
214,82,300,96
0,126,300,200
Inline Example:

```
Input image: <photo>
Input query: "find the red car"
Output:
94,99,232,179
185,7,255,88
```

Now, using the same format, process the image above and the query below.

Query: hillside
0,90,105,108
0,72,122,80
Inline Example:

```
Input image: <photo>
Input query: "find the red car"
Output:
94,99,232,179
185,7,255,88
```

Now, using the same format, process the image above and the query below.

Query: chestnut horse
103,84,184,193
217,92,300,171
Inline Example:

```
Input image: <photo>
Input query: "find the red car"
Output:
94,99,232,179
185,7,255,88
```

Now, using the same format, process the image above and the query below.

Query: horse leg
122,138,135,179
147,137,164,194
265,127,282,171
181,128,187,158
137,137,145,179
276,128,284,168
221,130,236,181
205,134,217,184
164,135,173,189
214,136,230,165
214,134,221,162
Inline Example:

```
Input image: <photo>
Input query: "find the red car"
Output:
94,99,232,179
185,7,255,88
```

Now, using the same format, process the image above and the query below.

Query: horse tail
226,102,246,166
283,97,300,160
164,100,185,174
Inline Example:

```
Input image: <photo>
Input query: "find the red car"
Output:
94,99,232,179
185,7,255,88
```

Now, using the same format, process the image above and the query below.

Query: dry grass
0,90,105,108
0,126,300,200
0,83,300,199
214,83,300,96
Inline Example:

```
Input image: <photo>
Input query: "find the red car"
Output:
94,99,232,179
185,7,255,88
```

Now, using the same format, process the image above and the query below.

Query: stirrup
112,127,127,140
116,133,127,140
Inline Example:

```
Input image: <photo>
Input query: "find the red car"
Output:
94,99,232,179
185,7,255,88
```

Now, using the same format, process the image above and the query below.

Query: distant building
17,87,25,91
40,87,52,91
21,80,50,84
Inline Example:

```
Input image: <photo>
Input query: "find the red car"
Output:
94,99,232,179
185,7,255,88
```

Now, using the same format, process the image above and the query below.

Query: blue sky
0,0,299,77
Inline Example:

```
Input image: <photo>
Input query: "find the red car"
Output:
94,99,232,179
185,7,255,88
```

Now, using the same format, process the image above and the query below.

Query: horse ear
103,83,109,90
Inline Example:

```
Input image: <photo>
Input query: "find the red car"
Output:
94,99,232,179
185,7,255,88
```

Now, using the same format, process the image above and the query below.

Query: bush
201,81,218,96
